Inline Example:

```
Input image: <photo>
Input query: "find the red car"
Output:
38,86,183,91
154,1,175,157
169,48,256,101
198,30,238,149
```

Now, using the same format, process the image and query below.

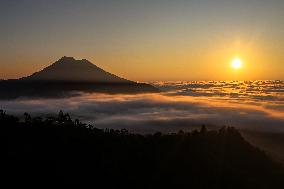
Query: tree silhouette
24,112,32,123
0,110,283,188
200,125,207,133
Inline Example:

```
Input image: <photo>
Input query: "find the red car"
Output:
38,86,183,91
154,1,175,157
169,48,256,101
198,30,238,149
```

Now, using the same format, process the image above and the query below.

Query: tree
200,125,207,133
24,112,32,123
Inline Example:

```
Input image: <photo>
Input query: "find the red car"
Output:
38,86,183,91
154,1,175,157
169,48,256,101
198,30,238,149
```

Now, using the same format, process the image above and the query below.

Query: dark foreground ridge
1,110,283,188
0,57,159,99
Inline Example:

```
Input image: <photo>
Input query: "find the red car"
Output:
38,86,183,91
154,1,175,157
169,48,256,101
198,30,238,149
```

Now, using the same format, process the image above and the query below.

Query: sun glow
231,57,243,69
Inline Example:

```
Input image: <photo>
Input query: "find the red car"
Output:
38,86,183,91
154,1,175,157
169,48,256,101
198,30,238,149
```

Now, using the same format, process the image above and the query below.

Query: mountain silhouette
22,56,132,83
0,57,159,99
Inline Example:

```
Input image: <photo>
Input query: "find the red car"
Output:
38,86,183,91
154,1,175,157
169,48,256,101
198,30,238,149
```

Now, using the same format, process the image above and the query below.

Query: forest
1,110,283,188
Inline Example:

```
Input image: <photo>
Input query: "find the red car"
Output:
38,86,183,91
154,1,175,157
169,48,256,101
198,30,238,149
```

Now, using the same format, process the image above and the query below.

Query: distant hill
21,56,132,83
0,57,159,99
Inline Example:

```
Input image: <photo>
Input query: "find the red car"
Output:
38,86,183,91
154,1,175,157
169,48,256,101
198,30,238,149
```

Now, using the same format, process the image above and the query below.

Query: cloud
1,92,284,133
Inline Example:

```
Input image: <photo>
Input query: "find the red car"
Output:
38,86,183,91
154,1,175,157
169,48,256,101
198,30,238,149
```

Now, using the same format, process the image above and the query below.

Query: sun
231,57,243,69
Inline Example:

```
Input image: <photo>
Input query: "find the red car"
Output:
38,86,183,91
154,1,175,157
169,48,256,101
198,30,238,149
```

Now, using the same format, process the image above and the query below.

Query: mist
1,91,284,133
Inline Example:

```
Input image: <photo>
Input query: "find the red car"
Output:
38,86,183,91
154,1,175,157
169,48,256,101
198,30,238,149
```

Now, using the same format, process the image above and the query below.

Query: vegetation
0,80,159,99
0,110,283,188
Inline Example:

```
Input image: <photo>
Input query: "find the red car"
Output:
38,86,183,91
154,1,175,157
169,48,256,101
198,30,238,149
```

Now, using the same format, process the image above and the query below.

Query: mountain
0,57,159,99
22,56,132,83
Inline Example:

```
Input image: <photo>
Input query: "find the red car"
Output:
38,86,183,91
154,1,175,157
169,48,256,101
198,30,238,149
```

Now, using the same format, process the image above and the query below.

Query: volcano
0,57,159,99
22,56,133,83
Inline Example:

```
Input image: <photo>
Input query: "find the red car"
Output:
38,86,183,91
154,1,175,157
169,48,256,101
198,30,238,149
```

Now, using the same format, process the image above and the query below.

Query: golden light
231,57,243,69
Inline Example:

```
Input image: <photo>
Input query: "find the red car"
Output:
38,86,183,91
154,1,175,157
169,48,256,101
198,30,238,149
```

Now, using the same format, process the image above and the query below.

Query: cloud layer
1,90,284,133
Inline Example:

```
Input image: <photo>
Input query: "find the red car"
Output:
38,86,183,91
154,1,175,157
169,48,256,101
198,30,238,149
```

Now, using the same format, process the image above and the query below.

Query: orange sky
1,1,284,81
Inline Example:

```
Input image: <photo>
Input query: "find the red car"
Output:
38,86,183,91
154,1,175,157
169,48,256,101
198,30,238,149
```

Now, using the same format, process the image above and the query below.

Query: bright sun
231,57,243,69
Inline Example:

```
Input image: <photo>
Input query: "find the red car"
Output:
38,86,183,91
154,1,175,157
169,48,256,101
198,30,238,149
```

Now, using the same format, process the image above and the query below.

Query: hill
21,56,132,83
1,110,283,188
0,57,159,99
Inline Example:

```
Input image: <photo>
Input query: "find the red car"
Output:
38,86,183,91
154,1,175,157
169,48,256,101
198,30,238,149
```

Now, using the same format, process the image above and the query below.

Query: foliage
0,110,283,188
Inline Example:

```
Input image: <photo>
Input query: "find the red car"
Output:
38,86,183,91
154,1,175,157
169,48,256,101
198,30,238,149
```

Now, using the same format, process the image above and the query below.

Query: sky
1,0,284,81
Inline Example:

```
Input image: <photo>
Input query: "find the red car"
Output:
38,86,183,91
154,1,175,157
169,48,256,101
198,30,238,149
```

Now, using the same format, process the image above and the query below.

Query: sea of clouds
1,80,284,133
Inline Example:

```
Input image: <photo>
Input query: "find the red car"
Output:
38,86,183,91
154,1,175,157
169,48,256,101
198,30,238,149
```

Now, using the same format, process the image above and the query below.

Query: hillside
1,110,283,188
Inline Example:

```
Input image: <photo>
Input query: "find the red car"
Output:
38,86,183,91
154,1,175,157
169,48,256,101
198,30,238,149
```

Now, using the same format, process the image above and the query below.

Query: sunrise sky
1,0,284,81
